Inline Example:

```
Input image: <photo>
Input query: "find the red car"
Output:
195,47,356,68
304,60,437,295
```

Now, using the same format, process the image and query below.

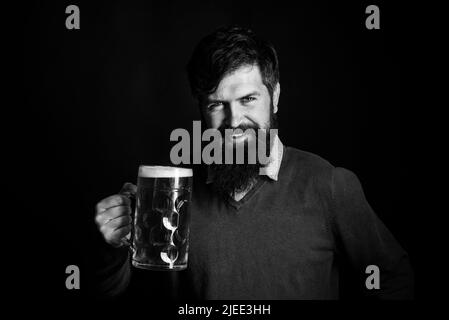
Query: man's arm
93,246,131,298
330,167,414,299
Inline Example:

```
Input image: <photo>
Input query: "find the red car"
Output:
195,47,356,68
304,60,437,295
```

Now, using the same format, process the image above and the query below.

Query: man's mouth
221,127,258,144
231,132,245,138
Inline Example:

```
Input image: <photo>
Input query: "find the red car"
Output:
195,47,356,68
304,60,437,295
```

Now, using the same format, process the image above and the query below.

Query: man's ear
273,83,280,113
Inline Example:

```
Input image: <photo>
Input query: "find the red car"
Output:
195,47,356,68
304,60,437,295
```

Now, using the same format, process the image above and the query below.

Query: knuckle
94,213,102,225
99,224,109,235
95,202,103,213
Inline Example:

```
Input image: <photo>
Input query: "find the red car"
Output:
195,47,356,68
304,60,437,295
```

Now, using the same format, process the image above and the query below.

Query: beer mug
131,166,193,271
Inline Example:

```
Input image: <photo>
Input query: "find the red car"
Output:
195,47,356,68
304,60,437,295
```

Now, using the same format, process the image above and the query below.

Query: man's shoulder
281,146,361,195
279,146,339,200
282,145,335,174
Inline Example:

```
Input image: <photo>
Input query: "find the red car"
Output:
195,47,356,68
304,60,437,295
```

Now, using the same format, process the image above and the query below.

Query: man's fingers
95,205,131,226
102,215,132,231
96,194,130,213
104,224,132,246
95,182,137,247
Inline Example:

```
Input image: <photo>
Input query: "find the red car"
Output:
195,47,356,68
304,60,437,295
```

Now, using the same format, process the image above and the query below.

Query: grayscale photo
22,0,413,315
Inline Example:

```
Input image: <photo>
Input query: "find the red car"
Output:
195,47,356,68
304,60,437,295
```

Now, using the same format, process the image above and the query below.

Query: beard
209,107,278,199
210,162,260,199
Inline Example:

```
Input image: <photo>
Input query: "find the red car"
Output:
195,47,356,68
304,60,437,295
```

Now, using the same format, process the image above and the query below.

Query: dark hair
186,26,280,103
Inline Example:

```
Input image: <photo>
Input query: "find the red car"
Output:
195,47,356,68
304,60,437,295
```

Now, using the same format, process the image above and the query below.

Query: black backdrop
23,0,409,303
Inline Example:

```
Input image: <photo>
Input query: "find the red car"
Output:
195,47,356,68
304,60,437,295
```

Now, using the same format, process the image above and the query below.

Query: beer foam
138,166,192,178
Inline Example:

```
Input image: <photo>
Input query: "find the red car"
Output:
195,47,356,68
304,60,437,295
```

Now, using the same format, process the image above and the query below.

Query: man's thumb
119,182,137,198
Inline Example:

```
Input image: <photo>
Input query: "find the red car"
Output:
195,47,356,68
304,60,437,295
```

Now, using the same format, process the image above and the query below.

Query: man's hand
95,182,137,248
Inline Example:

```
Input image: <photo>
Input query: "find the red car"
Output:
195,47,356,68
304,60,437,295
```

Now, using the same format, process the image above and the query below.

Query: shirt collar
206,135,284,184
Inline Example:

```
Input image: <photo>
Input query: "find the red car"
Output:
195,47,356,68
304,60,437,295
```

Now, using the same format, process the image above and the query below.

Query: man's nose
225,103,243,128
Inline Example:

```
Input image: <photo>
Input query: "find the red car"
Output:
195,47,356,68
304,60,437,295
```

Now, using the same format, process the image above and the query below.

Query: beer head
138,166,193,178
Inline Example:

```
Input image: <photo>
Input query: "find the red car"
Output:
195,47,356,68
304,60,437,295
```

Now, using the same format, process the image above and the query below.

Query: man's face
200,64,280,196
201,64,278,148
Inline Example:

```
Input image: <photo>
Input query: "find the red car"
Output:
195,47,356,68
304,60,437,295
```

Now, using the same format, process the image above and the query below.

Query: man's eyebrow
238,91,260,99
205,91,260,104
205,98,226,104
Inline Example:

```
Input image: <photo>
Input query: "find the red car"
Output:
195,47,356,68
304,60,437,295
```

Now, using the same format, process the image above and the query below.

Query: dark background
22,0,409,303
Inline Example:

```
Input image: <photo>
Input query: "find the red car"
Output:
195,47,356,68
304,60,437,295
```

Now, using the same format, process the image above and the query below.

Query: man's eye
241,97,256,104
207,103,223,110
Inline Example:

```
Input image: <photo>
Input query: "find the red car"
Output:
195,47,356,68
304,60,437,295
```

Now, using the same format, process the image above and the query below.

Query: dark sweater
95,146,413,299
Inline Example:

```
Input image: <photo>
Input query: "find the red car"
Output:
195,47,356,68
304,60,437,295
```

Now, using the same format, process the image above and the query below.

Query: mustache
217,124,260,135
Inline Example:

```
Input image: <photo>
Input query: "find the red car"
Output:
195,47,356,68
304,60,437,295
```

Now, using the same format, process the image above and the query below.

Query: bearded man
93,26,413,300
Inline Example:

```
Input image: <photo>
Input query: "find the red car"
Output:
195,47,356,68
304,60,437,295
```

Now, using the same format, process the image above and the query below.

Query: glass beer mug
131,166,193,271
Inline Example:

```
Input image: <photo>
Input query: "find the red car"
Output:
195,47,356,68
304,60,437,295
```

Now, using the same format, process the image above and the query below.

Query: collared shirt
205,134,284,184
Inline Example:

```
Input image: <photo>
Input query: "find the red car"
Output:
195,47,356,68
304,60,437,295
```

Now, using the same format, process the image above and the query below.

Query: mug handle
118,183,137,251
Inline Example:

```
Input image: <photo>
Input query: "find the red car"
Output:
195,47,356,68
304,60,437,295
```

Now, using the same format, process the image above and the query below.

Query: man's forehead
208,65,266,100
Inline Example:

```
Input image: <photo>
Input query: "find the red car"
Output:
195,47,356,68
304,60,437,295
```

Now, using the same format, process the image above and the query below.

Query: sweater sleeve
330,167,414,299
93,245,132,298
